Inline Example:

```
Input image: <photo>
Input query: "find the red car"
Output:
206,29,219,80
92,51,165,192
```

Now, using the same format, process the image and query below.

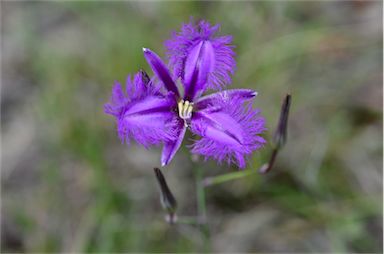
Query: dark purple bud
258,148,278,174
153,168,177,222
139,69,150,85
260,94,291,174
273,94,291,149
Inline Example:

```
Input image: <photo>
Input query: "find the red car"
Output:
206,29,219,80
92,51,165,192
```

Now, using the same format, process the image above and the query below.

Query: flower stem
196,169,207,221
194,165,210,251
203,168,259,187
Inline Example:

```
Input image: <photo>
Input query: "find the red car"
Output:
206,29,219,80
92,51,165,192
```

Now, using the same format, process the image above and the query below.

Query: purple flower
105,20,266,168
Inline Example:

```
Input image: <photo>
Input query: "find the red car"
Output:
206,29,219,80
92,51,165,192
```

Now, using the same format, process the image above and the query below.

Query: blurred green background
1,1,382,253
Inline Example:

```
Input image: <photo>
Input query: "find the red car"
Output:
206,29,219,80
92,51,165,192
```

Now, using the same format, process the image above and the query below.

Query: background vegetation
2,1,382,252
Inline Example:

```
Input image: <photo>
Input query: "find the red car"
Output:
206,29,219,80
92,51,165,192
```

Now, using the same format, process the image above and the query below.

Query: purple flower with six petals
105,20,266,168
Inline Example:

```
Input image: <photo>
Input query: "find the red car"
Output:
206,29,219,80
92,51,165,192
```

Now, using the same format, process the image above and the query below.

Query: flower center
178,100,193,126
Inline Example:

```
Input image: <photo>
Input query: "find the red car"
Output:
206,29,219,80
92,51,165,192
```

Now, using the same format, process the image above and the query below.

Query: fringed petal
165,19,236,96
195,89,257,110
190,96,266,168
105,71,178,148
104,81,126,116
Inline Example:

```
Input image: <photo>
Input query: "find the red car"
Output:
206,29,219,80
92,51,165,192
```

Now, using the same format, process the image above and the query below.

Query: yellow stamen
178,100,184,119
186,104,193,117
183,101,190,117
177,100,194,122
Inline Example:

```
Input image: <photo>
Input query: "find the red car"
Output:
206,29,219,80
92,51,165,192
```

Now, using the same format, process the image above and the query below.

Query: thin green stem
194,165,210,251
196,168,207,222
203,168,260,187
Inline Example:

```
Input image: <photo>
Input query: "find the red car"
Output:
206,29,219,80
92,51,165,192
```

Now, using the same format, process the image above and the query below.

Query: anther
178,100,184,119
177,100,194,125
183,101,190,117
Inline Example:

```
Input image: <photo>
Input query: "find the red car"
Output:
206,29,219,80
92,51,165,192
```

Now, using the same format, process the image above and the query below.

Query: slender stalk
203,168,259,187
194,165,210,251
196,168,207,222
259,148,279,174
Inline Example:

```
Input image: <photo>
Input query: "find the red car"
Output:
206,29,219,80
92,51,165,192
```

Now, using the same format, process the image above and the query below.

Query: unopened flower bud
273,94,291,150
153,168,177,220
139,69,151,85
